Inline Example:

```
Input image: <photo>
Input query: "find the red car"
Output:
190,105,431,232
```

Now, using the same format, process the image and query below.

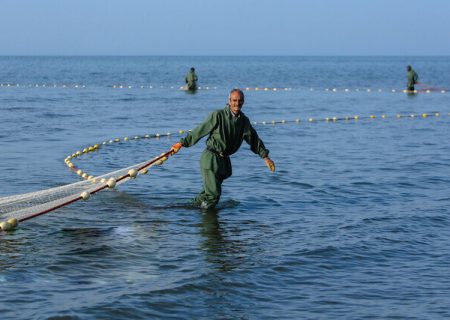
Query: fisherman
185,67,198,91
171,88,276,209
406,65,419,92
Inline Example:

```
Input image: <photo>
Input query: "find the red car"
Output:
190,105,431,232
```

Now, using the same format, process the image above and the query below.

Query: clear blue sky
1,0,449,55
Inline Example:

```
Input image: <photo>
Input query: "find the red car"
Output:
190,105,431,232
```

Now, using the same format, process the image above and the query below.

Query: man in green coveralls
406,65,419,92
185,67,198,91
171,89,276,209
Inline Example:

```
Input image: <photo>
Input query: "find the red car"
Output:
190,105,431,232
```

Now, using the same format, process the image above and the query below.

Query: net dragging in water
0,140,173,225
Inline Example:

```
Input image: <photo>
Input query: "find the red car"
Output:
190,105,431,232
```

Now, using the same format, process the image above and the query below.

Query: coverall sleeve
244,123,269,159
181,112,217,147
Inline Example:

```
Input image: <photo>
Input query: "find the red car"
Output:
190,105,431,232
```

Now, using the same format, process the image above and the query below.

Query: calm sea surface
1,56,450,319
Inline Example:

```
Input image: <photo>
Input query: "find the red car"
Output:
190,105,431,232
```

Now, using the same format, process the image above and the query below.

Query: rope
251,111,447,125
20,150,174,223
0,83,447,93
65,111,448,181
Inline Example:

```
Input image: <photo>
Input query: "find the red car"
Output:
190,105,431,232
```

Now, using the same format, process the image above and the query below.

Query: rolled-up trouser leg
194,169,222,209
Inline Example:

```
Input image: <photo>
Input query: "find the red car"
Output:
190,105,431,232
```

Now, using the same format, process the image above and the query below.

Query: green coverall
185,70,198,90
180,105,269,209
407,69,419,91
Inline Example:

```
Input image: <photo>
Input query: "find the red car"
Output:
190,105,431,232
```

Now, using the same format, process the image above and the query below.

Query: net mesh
0,154,165,222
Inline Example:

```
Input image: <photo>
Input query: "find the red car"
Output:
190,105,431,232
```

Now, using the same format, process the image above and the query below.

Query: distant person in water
406,65,419,92
185,67,198,91
170,89,276,210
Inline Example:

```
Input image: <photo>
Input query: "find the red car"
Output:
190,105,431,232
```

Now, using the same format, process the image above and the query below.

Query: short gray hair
229,88,244,99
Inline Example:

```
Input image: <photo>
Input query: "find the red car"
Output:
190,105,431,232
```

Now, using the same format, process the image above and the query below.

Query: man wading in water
171,89,276,209
185,67,198,91
406,65,419,92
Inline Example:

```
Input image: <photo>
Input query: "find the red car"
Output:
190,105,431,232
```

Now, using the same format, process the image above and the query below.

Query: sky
1,0,449,56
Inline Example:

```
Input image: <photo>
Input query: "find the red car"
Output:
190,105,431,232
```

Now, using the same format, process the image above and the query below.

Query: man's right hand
170,142,183,155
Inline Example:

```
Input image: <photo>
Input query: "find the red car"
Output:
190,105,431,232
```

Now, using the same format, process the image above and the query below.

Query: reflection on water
199,211,247,272
0,237,23,269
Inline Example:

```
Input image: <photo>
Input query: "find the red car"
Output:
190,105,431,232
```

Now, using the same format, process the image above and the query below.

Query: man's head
190,67,195,72
406,65,412,71
228,89,245,115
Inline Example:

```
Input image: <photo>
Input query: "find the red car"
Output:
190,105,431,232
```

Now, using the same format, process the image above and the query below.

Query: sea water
1,56,450,319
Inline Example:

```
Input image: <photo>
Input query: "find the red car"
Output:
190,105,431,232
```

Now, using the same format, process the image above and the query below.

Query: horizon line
1,54,449,57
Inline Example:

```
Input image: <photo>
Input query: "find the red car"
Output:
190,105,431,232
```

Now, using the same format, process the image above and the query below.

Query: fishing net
0,159,154,222
0,133,175,224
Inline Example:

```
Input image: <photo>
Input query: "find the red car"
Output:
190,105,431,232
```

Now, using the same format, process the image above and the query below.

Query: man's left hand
264,157,275,172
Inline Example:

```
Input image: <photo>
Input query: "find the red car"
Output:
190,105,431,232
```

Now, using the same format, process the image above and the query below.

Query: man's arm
181,112,217,147
243,122,275,172
244,124,269,158
172,112,217,154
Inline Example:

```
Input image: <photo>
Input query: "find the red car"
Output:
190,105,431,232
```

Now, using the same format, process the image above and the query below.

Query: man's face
229,91,244,115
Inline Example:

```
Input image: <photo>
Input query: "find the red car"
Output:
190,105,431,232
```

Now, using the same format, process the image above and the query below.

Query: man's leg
187,82,197,91
194,169,222,209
